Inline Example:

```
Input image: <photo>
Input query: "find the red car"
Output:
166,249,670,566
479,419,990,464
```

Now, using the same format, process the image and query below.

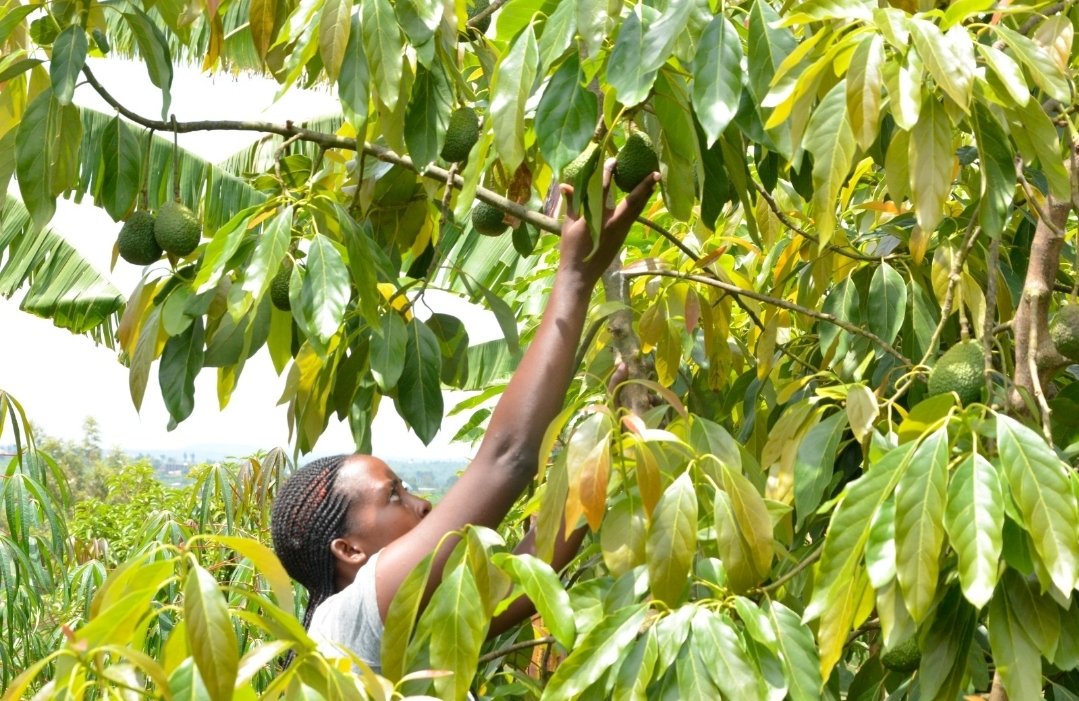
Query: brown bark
1009,174,1073,413
601,261,654,417
988,671,1007,701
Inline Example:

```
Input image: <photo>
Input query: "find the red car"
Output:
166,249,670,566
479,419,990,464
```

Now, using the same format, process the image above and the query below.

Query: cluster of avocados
117,200,202,265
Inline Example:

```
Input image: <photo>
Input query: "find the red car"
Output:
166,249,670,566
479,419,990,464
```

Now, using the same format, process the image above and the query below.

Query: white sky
1,59,498,460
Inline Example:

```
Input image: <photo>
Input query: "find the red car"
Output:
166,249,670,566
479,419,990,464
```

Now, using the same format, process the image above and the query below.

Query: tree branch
80,64,562,235
623,269,912,365
477,635,555,664
602,261,654,417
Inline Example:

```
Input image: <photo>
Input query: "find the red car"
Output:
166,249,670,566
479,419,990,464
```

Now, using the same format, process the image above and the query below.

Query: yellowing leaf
909,99,953,235
845,384,878,443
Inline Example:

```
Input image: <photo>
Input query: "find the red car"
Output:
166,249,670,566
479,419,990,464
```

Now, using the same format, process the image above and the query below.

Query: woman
271,161,659,671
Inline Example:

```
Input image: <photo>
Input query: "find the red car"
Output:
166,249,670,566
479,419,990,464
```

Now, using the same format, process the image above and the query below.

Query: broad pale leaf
908,98,952,234
535,54,596,174
846,384,879,444
404,62,452,168
565,411,613,532
543,605,648,701
763,600,823,701
804,80,855,247
242,205,292,301
194,206,258,294
987,586,1042,701
819,277,859,357
185,563,238,701
124,8,172,118
393,318,443,445
248,0,276,59
994,24,1070,102
380,552,433,680
972,104,1014,239
793,410,846,524
338,11,369,126
1007,96,1071,200
908,18,974,110
426,566,485,701
490,26,537,171
977,44,1029,106
747,0,797,105
647,472,698,606
317,0,350,81
653,70,699,221
944,452,1003,608
207,535,294,612
50,25,87,105
868,262,906,346
606,9,655,108
99,116,141,221
846,34,883,151
691,608,767,701
692,16,741,146
298,234,350,348
494,553,575,649
721,464,773,579
894,426,948,623
537,0,576,74
996,414,1079,594
362,0,403,109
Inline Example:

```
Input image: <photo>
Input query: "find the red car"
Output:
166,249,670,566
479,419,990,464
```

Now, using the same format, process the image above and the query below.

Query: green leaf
691,608,766,701
15,89,81,230
98,116,141,221
647,472,698,606
425,566,486,701
639,0,693,79
248,0,276,59
894,426,948,623
362,0,403,110
317,0,350,81
536,54,596,174
868,262,906,346
159,317,205,427
575,0,606,58
819,277,859,357
381,552,433,681
393,318,443,445
494,553,575,649
993,23,1070,102
918,583,977,700
395,0,439,49
490,25,538,171
0,4,39,45
543,604,648,701
168,658,211,701
721,464,773,580
987,583,1042,701
653,70,698,222
0,56,42,84
371,311,407,391
909,98,952,235
194,206,258,294
404,62,453,167
972,104,1015,239
793,410,846,525
606,8,654,108
124,8,173,118
977,44,1029,106
242,205,292,301
763,600,822,701
185,562,238,701
996,414,1079,595
804,80,855,247
50,25,87,105
297,233,350,349
747,0,797,107
537,0,576,74
692,15,742,147
846,34,883,151
908,18,974,110
945,452,1003,609
338,11,369,127
678,634,722,700
204,535,294,612
1007,95,1071,200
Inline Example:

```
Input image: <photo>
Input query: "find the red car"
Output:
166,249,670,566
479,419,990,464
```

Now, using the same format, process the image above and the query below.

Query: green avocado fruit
270,261,293,311
881,638,921,674
471,201,508,237
927,340,983,405
1049,304,1079,363
154,200,202,256
562,143,600,184
117,211,162,265
614,131,659,192
441,107,480,163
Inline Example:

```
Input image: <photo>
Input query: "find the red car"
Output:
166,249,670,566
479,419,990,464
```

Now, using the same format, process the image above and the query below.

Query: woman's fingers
559,183,579,223
608,171,660,231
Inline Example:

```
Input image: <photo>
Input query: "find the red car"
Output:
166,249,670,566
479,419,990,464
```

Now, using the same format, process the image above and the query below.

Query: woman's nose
413,494,432,517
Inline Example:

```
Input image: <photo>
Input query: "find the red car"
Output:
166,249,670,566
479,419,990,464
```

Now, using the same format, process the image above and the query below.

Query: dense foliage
4,0,1079,698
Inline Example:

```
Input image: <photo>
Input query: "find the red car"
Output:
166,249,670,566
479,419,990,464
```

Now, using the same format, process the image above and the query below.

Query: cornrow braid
271,454,352,629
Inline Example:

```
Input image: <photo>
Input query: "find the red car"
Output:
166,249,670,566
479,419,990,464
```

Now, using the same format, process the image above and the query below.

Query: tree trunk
602,262,654,417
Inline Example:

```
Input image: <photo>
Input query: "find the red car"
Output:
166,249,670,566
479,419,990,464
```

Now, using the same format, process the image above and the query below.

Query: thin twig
1027,322,1054,439
752,181,884,262
637,216,700,262
624,269,912,364
918,213,982,368
983,235,1001,399
1017,166,1067,239
81,64,561,234
465,0,509,29
477,635,556,664
755,545,822,594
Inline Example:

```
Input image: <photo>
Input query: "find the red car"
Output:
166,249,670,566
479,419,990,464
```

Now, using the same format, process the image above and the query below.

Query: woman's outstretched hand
558,158,660,286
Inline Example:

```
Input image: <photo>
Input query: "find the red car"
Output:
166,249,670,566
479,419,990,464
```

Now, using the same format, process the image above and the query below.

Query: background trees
3,0,1079,698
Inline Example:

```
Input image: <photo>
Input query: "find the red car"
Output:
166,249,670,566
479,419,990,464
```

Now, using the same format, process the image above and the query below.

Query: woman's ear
329,537,368,568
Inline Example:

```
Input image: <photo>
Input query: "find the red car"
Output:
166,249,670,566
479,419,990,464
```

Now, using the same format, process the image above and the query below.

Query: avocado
1050,304,1079,363
614,131,659,192
927,340,983,405
881,637,921,674
440,107,480,163
562,143,600,184
117,211,162,265
270,261,293,311
154,200,202,256
471,201,508,237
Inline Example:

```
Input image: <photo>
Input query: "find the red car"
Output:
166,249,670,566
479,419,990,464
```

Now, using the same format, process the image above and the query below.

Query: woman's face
334,455,432,556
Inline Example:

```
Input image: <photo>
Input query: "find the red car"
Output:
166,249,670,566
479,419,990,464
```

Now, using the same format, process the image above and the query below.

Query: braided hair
271,454,353,628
